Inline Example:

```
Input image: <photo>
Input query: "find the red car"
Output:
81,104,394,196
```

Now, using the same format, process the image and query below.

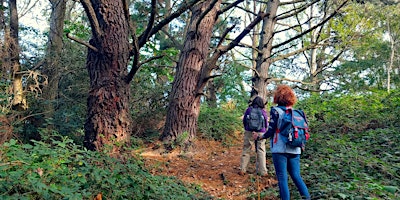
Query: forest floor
139,132,279,200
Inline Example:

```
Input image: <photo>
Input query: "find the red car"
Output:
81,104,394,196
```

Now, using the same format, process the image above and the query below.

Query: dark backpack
273,106,310,149
246,107,265,131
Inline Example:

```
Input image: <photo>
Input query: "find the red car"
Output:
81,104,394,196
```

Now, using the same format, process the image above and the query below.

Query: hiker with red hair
254,85,310,200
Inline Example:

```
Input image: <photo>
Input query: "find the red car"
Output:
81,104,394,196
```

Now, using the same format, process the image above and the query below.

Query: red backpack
273,106,310,149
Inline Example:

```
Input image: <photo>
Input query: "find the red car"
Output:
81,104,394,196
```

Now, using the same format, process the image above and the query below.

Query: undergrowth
0,137,212,200
294,89,399,199
198,104,242,146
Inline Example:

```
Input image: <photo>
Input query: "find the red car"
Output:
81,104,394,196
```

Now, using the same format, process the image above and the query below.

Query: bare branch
267,77,316,87
235,59,260,77
216,25,236,48
210,12,267,61
226,5,258,16
315,49,345,76
277,0,320,20
79,0,102,41
125,36,140,83
203,74,223,82
138,0,201,47
279,0,308,6
122,0,141,83
161,29,183,50
271,43,320,62
269,36,330,63
140,55,165,67
66,33,98,52
139,0,157,46
272,0,349,50
293,84,332,92
219,0,244,14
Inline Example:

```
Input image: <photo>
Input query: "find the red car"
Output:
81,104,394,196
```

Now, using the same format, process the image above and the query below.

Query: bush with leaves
292,89,400,199
297,89,400,134
197,103,243,146
0,137,212,200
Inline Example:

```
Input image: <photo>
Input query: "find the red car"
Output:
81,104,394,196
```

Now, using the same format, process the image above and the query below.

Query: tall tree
248,0,350,101
79,0,132,153
77,0,198,152
9,0,26,110
41,0,67,124
161,0,266,147
161,0,222,148
382,5,400,92
252,0,279,100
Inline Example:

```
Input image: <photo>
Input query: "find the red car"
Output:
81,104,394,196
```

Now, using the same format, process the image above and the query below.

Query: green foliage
300,128,399,199
0,137,212,200
213,60,249,105
297,89,399,134
295,89,400,199
197,104,242,146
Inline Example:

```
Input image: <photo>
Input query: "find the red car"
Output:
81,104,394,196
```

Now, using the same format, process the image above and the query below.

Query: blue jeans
272,153,310,200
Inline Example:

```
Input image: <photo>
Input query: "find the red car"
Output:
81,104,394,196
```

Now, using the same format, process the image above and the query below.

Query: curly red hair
273,84,297,107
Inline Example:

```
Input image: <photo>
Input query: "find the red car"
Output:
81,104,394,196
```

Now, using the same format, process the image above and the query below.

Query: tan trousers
240,130,268,175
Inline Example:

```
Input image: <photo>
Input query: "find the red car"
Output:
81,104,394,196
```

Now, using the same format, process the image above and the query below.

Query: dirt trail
140,137,279,200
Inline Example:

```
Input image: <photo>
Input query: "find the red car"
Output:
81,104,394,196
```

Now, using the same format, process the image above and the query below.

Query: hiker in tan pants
239,96,268,176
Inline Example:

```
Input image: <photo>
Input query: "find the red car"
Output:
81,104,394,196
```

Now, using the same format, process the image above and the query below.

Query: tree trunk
9,0,26,110
205,80,217,108
161,0,221,148
253,0,279,101
42,0,67,123
0,0,6,79
387,20,394,94
308,4,320,91
82,0,132,153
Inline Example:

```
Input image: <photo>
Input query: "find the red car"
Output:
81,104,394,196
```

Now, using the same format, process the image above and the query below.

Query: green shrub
197,104,242,145
294,89,400,199
0,137,212,200
297,89,400,135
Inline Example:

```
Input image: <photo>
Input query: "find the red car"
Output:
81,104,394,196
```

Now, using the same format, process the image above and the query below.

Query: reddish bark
82,1,132,153
161,0,221,148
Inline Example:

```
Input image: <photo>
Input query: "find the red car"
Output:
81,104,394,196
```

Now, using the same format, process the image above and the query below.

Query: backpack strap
272,106,285,144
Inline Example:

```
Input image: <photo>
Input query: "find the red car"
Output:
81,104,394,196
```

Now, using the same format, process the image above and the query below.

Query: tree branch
140,55,165,66
79,0,102,41
138,0,157,46
315,49,344,76
272,0,349,50
138,0,201,47
276,0,320,20
293,84,332,92
279,0,308,6
210,12,267,62
219,0,244,15
66,33,98,52
125,35,140,83
268,36,331,63
267,77,313,85
216,25,236,48
161,28,183,50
